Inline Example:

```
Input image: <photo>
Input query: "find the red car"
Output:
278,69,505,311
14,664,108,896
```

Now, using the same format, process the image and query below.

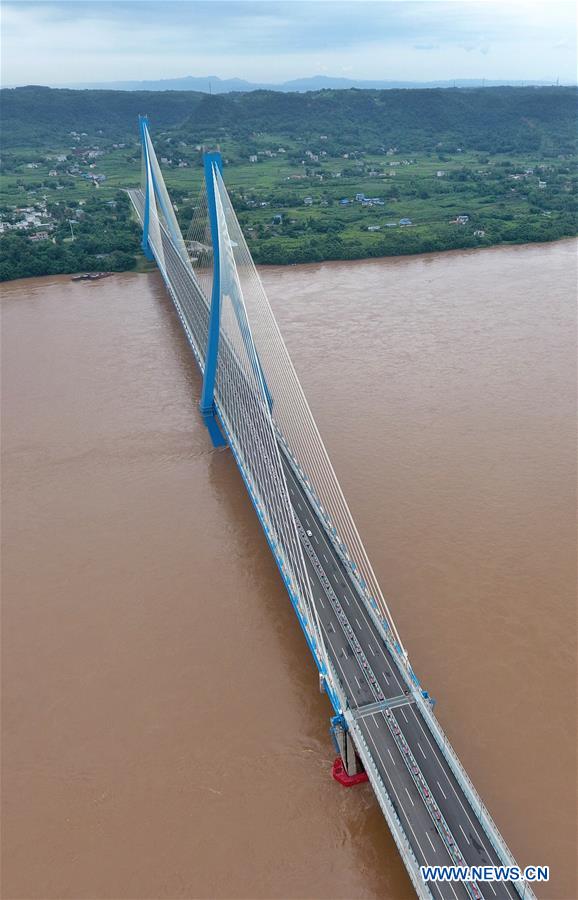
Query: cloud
1,1,576,86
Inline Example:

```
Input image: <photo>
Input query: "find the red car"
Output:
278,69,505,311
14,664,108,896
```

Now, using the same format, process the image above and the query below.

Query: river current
2,240,576,899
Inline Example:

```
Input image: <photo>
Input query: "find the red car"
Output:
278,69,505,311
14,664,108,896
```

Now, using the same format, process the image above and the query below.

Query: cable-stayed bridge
128,117,536,900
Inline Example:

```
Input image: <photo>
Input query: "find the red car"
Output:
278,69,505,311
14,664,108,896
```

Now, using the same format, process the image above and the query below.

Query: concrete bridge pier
331,715,368,786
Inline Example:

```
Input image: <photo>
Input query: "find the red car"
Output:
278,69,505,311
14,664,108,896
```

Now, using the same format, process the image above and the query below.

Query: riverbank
2,231,576,285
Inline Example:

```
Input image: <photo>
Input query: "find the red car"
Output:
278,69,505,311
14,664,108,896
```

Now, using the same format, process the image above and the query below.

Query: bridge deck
128,187,525,900
284,456,516,900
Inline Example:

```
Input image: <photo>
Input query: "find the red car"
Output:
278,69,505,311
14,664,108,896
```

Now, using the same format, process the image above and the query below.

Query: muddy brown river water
2,240,576,899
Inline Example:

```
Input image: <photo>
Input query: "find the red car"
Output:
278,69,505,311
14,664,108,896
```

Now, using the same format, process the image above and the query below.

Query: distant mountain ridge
3,84,576,155
25,74,566,93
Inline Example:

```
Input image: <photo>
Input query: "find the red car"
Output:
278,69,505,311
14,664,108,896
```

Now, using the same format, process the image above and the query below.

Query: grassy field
1,131,576,268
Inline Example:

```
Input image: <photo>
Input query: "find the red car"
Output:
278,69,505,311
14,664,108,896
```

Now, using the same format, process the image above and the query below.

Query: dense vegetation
0,193,139,282
2,85,577,153
1,85,576,280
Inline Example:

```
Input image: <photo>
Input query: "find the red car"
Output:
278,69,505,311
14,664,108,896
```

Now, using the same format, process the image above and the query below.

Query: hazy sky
2,0,576,87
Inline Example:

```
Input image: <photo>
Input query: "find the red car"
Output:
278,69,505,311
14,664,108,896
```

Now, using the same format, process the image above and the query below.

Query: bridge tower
138,115,155,261
199,152,227,448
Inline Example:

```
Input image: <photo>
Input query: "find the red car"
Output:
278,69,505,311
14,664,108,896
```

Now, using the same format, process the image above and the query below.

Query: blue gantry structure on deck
129,117,537,900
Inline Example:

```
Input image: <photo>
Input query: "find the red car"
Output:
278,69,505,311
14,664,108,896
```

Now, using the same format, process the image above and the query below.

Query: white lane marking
426,832,437,853
331,562,409,696
327,622,335,633
382,670,390,680
408,706,516,898
405,787,415,807
400,708,409,724
319,620,358,701
318,595,325,609
355,618,362,630
368,643,375,655
387,748,396,767
487,882,497,896
291,474,500,899
297,502,302,510
459,824,470,845
355,676,362,688
297,502,423,734
360,725,448,886
344,596,350,606
417,741,427,759
313,535,319,544
437,780,447,800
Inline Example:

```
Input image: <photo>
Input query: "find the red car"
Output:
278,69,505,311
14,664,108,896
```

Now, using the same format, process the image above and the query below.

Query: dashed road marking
459,824,470,845
417,741,427,759
405,787,415,807
436,780,447,800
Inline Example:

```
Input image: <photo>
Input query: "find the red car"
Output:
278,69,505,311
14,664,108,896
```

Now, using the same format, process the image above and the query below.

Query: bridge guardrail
323,660,432,899
344,710,434,900
281,442,536,899
132,185,537,900
412,692,537,900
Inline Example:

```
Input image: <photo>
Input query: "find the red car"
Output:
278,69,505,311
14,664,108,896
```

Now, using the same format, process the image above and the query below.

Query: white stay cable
213,169,330,668
213,169,406,655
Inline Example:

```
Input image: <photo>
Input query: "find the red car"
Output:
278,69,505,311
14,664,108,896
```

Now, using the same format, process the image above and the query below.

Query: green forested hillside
2,85,577,153
1,85,576,280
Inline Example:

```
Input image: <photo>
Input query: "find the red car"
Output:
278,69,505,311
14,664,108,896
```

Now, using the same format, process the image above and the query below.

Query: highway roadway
128,187,522,900
283,453,517,900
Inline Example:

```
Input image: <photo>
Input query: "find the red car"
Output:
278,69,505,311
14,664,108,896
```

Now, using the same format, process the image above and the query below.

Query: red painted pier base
332,757,369,787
